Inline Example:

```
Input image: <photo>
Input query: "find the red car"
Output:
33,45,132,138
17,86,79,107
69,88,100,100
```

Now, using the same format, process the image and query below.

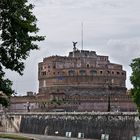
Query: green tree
130,58,140,113
0,0,45,107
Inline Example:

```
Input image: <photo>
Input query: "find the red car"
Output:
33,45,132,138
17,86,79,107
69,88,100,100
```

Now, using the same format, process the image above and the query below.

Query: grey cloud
106,39,140,65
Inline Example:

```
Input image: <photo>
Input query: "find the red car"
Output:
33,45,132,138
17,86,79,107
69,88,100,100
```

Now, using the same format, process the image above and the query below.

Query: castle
36,44,136,112
9,45,136,112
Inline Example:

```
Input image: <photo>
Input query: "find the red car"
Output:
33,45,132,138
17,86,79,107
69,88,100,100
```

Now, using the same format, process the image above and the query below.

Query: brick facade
36,47,136,112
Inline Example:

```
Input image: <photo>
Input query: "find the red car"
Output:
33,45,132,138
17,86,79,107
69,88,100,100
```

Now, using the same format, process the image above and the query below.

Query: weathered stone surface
0,112,139,140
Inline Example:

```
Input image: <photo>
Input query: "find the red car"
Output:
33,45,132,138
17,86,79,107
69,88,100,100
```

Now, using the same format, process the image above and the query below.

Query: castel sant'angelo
36,43,136,112
9,43,136,112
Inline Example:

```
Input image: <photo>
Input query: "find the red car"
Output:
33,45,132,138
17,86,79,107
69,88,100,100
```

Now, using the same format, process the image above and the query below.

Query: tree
0,0,45,107
130,58,140,113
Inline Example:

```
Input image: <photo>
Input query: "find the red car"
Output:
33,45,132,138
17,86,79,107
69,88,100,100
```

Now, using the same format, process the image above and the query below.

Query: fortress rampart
0,112,140,140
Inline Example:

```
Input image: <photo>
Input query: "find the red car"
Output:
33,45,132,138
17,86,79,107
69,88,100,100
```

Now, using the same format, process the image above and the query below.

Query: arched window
87,64,90,68
100,71,103,74
107,71,110,74
90,70,97,75
117,71,120,75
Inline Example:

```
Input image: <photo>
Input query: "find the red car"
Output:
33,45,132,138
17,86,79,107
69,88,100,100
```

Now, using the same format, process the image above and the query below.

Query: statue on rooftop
72,42,77,47
72,42,78,52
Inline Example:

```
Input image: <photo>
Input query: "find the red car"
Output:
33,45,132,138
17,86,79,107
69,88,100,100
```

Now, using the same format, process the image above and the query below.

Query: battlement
69,49,98,58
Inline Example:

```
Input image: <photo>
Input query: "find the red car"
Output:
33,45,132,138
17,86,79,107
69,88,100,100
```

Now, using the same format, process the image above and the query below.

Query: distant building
9,92,38,112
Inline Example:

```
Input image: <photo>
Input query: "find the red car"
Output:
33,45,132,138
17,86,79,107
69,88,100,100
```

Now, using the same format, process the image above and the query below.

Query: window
87,64,90,68
100,71,103,74
80,70,86,76
68,70,75,76
90,70,97,75
117,72,120,75
41,71,46,76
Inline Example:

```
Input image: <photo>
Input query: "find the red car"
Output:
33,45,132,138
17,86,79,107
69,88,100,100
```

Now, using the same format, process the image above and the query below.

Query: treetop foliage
130,58,140,113
0,0,45,107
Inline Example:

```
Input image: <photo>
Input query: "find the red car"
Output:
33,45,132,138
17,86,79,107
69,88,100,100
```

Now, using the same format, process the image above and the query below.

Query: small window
112,71,114,74
117,72,120,75
53,72,55,75
87,64,90,68
42,71,46,76
100,71,103,74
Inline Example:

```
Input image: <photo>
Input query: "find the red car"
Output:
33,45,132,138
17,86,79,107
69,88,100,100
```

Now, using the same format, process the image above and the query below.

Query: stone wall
0,112,139,140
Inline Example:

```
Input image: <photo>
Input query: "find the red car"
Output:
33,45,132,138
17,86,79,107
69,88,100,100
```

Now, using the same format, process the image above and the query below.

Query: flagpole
81,22,83,50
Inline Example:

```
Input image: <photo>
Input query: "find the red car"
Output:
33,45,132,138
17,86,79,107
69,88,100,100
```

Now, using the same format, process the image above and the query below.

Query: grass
0,133,34,140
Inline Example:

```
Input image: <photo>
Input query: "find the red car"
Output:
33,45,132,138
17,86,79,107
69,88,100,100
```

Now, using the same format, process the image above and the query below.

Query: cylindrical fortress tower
38,48,126,97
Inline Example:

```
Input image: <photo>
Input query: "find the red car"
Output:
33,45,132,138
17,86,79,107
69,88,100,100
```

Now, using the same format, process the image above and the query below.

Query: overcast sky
6,0,140,95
